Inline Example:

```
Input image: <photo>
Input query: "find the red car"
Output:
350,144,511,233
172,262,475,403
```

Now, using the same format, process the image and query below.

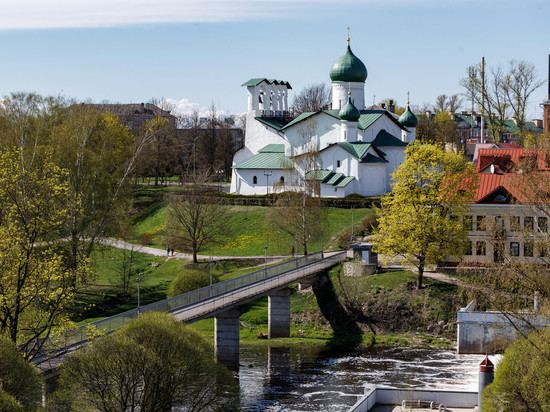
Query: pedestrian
166,246,170,256
291,246,294,257
170,248,174,256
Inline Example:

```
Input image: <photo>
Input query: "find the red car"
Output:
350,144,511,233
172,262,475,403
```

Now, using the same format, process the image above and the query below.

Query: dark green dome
329,45,368,83
399,105,418,128
339,96,361,121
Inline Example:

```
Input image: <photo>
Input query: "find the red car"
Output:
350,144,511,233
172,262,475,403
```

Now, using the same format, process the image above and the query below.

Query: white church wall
283,113,340,156
360,116,403,143
382,147,406,191
245,112,288,155
357,163,387,196
331,81,365,110
232,169,293,195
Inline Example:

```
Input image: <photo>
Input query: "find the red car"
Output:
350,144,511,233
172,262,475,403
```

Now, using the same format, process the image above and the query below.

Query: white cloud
0,0,369,30
162,97,235,120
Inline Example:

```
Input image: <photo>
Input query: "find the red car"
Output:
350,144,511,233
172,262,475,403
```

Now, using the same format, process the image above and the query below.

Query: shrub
139,232,152,245
168,269,220,297
362,214,378,232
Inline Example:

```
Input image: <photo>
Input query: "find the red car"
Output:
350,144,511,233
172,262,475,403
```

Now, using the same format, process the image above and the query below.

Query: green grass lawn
131,198,375,256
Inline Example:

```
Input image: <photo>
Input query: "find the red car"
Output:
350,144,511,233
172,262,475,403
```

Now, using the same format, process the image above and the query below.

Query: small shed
350,243,378,265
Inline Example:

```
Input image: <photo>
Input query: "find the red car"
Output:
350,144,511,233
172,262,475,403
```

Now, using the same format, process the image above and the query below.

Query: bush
50,312,239,412
168,269,220,297
0,336,43,411
362,214,378,232
139,232,152,245
482,327,550,411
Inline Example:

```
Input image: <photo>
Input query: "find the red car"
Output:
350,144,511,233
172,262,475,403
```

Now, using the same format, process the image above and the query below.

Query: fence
39,251,344,362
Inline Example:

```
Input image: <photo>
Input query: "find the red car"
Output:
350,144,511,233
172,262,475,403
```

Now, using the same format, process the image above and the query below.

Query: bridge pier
215,308,240,368
268,287,291,338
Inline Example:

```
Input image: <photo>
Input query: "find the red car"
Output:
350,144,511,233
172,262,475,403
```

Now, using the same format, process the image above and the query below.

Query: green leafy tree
0,335,43,411
50,312,238,412
164,172,233,263
374,143,477,289
482,328,550,411
0,149,78,359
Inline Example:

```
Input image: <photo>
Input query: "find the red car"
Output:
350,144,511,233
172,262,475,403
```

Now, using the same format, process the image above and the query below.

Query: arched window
280,176,284,184
253,176,257,184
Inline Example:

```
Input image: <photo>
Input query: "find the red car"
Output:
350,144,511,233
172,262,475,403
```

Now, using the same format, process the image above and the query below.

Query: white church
230,37,418,198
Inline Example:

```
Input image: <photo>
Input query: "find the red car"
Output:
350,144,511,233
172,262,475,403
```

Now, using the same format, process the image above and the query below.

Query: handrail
37,251,345,362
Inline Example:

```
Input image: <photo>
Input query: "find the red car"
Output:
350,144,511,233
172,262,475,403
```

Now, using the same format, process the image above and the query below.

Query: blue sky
1,0,548,119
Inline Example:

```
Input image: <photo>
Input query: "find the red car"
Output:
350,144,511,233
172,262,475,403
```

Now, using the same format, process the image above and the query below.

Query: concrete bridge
37,251,346,370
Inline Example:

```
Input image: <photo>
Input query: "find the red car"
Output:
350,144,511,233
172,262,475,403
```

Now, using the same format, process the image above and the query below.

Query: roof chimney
388,100,395,114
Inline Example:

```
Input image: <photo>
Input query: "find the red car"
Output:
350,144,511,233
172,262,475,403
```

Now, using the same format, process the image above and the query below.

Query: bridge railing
42,251,339,359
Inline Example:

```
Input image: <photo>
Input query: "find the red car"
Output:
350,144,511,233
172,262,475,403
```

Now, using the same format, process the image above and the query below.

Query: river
238,344,489,411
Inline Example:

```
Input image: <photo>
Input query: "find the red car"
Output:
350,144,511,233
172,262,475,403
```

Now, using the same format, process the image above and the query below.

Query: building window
538,217,548,232
510,242,520,257
525,216,534,231
524,242,534,257
463,215,473,231
253,176,257,184
280,176,284,184
537,242,547,257
476,241,486,256
465,240,472,255
476,216,486,231
337,160,341,168
510,216,520,232
494,242,504,263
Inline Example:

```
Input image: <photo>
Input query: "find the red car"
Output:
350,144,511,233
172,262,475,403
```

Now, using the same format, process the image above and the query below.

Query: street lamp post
351,206,355,241
193,135,202,177
136,272,143,314
294,236,298,267
209,257,213,296
321,229,324,258
264,242,268,278
263,170,272,195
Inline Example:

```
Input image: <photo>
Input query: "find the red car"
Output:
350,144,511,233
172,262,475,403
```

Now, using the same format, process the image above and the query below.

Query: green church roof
338,96,361,121
398,105,418,128
233,145,291,170
372,129,407,147
329,45,368,83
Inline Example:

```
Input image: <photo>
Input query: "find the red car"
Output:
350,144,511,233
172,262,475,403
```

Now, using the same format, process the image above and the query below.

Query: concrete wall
457,307,550,354
348,388,478,412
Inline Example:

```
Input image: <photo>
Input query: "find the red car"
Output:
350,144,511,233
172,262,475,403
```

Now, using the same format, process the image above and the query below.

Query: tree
168,268,220,297
374,143,477,289
433,94,462,114
50,104,154,274
50,312,239,412
460,59,543,141
292,83,331,115
0,335,43,411
164,173,233,263
0,149,77,360
482,327,550,411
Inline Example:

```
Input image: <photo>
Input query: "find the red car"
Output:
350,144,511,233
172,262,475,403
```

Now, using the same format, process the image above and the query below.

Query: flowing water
238,345,489,411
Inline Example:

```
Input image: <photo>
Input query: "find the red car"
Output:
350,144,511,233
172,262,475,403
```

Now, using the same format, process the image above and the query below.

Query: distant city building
449,148,550,266
230,37,417,197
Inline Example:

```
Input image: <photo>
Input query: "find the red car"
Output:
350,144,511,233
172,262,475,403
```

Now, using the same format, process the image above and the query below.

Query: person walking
291,246,295,257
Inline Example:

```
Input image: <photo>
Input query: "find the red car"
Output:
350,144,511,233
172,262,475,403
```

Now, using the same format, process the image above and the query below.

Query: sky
1,0,548,120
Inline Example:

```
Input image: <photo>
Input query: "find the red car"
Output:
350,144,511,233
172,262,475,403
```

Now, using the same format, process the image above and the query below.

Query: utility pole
136,272,143,314
480,57,485,144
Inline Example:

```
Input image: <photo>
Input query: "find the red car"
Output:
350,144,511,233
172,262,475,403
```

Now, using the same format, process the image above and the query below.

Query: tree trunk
417,254,425,289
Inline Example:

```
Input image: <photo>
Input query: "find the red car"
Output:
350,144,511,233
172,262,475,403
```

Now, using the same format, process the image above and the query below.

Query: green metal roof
361,153,387,163
329,45,368,83
372,129,407,147
334,176,355,188
323,172,345,185
337,142,372,159
258,144,285,153
398,105,418,128
282,111,318,130
305,169,332,181
255,117,289,131
233,152,291,170
241,78,292,89
357,111,385,130
339,96,361,121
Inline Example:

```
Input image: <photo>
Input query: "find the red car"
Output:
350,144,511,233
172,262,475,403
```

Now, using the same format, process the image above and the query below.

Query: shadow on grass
312,271,364,349
132,200,166,226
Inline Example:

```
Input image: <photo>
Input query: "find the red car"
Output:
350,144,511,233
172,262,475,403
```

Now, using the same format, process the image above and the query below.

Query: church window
253,176,257,184
337,160,341,168
280,176,284,184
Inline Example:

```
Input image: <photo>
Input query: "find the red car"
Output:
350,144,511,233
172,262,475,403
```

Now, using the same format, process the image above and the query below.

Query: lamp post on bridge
136,272,143,314
264,242,269,278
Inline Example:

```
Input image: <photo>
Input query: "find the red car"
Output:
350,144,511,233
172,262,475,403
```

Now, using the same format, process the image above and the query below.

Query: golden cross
407,91,410,105
347,26,350,45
